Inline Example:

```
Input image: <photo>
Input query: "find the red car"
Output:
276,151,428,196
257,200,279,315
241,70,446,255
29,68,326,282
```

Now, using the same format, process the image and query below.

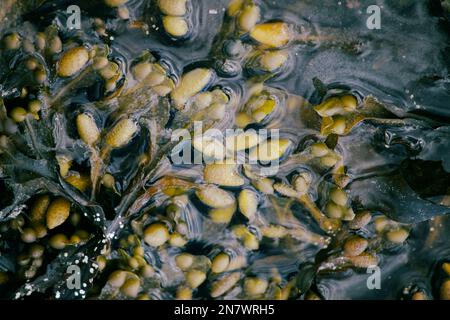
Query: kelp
0,0,449,300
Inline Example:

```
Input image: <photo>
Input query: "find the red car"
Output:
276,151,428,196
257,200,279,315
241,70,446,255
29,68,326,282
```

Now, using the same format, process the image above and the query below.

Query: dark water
0,0,449,300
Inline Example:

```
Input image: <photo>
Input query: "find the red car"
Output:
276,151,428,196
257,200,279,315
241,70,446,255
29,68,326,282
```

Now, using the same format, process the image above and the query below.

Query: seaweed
0,0,449,301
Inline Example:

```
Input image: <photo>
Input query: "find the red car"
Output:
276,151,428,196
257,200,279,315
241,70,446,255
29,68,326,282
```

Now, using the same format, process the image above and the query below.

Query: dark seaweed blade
0,0,48,35
349,171,450,224
339,118,450,223
0,118,58,220
400,159,450,199
418,126,450,172
0,255,16,273
0,177,55,221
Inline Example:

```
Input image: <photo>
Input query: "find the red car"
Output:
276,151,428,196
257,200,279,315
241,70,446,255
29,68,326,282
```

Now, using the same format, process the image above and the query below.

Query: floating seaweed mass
0,0,449,300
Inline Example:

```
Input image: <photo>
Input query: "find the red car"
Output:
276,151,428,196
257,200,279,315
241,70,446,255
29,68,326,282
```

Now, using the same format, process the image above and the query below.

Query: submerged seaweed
0,0,449,300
